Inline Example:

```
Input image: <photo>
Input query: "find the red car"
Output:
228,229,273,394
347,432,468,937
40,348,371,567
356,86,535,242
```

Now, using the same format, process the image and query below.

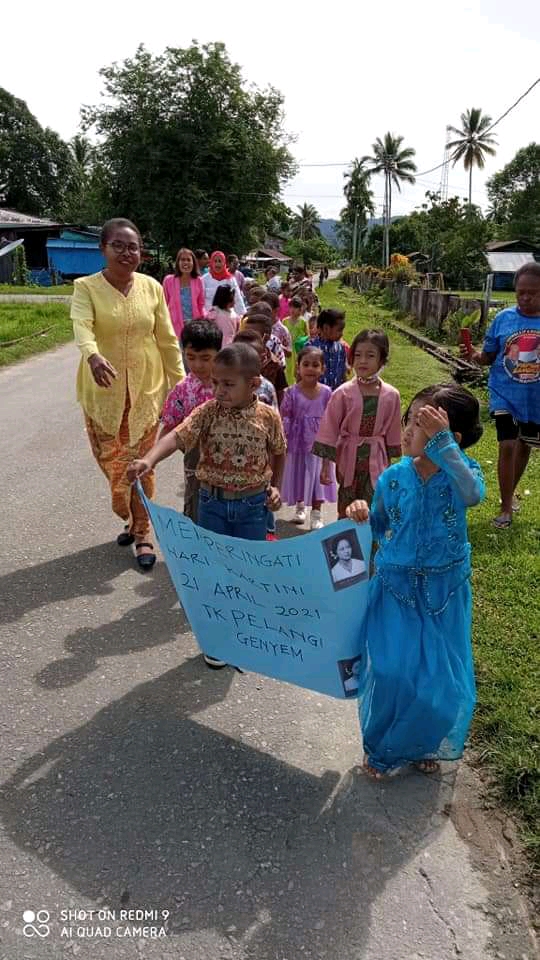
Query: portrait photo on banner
337,655,364,698
322,531,367,591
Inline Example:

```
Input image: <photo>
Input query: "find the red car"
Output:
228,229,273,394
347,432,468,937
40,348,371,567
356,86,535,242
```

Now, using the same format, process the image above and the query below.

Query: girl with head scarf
202,250,246,316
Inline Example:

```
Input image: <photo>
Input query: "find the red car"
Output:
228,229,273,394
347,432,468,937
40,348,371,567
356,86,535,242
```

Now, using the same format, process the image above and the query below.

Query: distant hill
318,219,339,247
367,216,402,231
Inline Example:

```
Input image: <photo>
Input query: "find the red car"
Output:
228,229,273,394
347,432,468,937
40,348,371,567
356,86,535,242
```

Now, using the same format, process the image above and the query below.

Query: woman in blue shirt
465,262,540,528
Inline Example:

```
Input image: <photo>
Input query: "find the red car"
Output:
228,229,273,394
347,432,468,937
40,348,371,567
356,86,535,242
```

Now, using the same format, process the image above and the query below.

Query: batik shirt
175,399,286,491
309,336,348,390
161,372,214,431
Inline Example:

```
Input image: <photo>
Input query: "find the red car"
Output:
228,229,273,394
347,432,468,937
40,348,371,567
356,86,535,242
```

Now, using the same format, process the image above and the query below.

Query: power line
293,77,540,177
484,77,539,135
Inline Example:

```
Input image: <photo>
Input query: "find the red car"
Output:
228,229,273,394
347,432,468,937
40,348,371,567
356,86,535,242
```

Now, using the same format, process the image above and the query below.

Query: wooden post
483,273,494,323
352,209,358,262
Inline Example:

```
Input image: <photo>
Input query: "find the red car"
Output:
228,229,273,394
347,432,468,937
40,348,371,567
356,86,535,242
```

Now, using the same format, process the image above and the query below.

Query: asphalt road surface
0,344,535,960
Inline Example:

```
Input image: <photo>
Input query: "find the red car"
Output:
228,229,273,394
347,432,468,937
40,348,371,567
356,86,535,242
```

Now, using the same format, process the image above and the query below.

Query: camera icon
23,909,51,938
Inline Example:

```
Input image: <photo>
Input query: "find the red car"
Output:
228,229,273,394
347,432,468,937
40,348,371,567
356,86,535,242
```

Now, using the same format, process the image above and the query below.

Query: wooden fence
343,273,495,332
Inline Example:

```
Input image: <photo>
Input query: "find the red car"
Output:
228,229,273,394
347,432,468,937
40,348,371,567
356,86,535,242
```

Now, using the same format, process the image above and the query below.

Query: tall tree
363,133,417,267
361,192,494,289
486,143,540,242
70,135,94,175
340,158,375,259
447,108,497,206
81,43,295,253
290,203,321,241
0,87,76,218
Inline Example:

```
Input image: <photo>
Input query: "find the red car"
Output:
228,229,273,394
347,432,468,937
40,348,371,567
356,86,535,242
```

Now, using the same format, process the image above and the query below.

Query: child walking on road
314,330,401,517
347,383,484,778
159,320,222,520
309,309,348,390
127,342,286,667
281,346,336,529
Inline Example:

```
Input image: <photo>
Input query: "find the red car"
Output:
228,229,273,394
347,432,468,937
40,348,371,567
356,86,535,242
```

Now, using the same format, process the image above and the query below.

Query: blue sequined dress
358,430,485,772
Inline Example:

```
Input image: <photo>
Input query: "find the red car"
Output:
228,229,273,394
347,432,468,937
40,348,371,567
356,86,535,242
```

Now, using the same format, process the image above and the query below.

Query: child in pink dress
281,345,337,529
314,329,401,518
207,284,240,346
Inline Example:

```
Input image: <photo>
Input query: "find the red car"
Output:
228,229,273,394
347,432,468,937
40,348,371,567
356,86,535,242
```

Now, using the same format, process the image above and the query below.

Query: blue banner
139,486,372,699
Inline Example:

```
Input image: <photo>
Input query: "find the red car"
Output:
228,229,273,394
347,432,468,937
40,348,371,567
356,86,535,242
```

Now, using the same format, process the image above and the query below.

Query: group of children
127,264,493,778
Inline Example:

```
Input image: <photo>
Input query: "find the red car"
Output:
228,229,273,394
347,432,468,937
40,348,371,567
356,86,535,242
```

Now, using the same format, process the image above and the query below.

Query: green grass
321,280,540,866
450,289,515,304
0,303,73,366
0,284,73,296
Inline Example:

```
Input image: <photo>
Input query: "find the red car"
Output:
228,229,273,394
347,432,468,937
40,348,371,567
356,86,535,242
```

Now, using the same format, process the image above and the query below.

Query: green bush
12,245,30,286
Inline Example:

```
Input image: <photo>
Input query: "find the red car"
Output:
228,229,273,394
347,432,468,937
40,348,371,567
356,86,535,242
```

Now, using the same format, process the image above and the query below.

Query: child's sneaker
310,509,324,530
203,655,227,669
292,502,306,524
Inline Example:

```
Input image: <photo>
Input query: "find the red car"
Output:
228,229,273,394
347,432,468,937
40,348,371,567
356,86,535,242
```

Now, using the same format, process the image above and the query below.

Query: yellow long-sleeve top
71,272,184,443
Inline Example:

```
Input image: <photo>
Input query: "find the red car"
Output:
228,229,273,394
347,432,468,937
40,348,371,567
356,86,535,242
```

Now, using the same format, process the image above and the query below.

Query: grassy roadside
0,284,74,296
320,280,539,865
0,303,72,366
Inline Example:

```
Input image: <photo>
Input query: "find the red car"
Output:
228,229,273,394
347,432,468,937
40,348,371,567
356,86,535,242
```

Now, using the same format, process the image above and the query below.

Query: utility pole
352,209,359,262
383,176,390,269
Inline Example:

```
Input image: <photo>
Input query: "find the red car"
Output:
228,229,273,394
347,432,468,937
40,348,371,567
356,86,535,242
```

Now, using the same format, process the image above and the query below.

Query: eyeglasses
107,240,140,254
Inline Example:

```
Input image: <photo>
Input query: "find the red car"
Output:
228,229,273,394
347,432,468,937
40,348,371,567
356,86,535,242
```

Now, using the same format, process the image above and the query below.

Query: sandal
511,495,521,514
135,542,156,570
117,525,135,546
413,760,441,774
493,513,512,529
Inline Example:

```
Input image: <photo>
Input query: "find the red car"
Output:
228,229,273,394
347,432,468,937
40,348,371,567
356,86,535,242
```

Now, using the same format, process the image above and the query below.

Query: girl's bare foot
413,759,440,774
362,758,385,780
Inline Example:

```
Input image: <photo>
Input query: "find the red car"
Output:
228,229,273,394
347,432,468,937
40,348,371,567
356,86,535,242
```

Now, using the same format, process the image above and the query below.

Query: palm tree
342,158,375,259
363,133,417,267
291,203,320,241
447,108,497,206
70,135,94,175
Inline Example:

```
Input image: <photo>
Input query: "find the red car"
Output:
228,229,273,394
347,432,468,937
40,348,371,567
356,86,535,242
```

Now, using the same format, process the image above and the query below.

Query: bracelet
425,429,452,451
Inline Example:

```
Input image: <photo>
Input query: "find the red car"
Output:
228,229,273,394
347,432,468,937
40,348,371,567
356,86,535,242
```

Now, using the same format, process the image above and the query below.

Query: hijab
209,251,231,281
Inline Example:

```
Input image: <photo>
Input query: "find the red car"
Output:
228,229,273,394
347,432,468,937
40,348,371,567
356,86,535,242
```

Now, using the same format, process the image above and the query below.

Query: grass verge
0,303,73,366
320,280,539,868
0,284,74,296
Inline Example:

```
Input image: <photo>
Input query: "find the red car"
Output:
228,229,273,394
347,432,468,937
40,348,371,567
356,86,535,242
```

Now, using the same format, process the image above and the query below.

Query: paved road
0,344,535,960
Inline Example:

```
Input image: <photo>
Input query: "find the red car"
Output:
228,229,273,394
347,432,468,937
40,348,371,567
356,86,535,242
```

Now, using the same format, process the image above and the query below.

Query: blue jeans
198,489,268,540
266,507,276,534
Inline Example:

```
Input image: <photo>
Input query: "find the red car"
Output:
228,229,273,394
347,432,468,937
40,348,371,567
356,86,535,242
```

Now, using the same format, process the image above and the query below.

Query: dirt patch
451,759,538,958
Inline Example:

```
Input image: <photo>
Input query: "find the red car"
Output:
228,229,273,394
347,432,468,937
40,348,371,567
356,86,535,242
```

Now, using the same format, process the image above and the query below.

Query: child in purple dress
281,346,337,529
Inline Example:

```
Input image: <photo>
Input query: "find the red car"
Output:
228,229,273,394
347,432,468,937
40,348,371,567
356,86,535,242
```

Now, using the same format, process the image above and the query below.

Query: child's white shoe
310,509,324,530
293,503,306,524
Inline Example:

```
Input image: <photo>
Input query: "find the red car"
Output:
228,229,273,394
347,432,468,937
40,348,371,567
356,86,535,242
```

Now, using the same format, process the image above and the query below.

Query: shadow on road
0,542,136,625
33,570,189,690
0,657,446,958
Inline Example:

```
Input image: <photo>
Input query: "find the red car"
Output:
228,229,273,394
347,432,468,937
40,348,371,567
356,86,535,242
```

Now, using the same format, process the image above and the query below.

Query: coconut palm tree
290,203,321,241
447,108,497,206
363,133,417,267
342,158,375,259
70,135,94,175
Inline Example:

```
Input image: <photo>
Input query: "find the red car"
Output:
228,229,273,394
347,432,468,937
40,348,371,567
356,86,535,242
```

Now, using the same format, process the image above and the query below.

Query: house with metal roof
0,209,104,283
484,239,539,291
47,229,104,278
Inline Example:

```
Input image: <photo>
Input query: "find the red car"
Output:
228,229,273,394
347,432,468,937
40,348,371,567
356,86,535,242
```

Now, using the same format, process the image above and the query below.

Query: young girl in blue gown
347,383,485,778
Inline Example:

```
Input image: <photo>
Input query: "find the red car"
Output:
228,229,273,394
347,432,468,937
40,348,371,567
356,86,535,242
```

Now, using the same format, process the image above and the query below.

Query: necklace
356,374,381,385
